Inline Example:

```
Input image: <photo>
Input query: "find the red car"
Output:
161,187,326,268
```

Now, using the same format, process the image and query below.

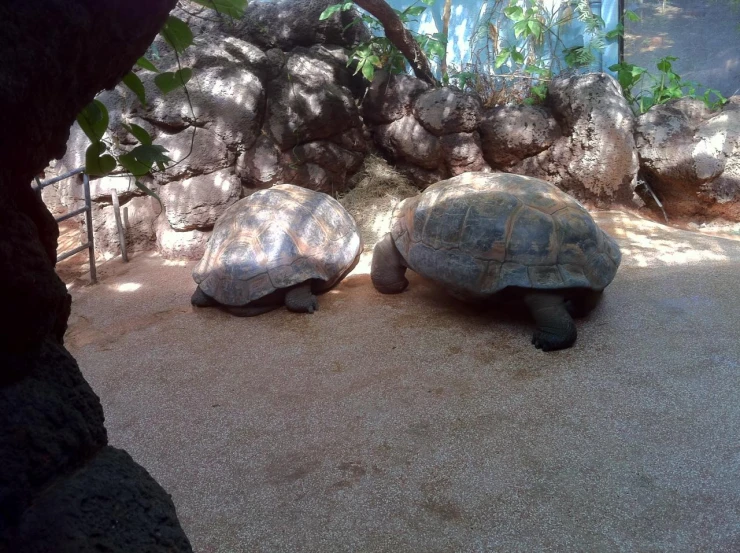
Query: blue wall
384,0,619,78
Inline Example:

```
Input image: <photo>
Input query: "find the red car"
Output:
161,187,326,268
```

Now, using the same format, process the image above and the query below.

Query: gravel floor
63,211,740,553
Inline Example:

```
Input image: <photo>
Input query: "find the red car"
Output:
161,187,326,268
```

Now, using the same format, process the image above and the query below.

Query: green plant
609,56,727,115
75,0,247,200
320,0,446,82
452,1,638,106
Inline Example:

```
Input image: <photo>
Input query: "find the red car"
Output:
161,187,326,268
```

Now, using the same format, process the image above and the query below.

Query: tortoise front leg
523,292,577,351
371,234,408,294
284,281,318,313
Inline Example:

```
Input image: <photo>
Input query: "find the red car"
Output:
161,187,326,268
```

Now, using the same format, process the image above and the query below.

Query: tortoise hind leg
567,289,603,319
191,286,218,307
371,234,408,294
284,281,318,313
523,292,577,351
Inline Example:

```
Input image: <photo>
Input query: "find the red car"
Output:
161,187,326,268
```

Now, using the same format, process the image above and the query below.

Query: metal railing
33,167,97,283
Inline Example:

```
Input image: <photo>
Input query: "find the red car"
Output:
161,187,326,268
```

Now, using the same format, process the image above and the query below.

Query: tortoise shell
193,184,362,306
391,172,621,298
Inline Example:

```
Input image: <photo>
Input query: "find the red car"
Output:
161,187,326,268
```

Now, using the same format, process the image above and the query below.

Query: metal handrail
34,168,97,283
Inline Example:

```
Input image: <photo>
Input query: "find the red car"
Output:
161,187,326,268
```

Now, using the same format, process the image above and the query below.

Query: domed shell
391,172,620,298
193,184,362,306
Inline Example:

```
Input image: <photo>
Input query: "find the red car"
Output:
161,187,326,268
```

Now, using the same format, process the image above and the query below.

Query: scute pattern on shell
391,173,621,298
193,184,362,306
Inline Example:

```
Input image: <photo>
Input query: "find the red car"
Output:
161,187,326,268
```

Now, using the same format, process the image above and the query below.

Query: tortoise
191,184,362,316
371,172,621,351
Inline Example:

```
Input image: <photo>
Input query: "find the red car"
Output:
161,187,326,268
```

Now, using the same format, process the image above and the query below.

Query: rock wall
365,71,640,205
44,1,740,267
47,0,368,261
636,97,740,221
0,1,192,551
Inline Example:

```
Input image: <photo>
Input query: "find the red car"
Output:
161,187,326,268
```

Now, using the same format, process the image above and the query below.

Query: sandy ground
60,211,740,552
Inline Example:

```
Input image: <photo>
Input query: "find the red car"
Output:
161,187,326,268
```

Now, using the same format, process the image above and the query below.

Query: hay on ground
338,155,420,250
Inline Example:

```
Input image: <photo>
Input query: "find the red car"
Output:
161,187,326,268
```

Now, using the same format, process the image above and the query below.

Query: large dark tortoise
192,184,362,316
371,173,621,351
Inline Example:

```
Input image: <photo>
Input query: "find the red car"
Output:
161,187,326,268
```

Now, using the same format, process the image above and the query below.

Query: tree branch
353,0,439,86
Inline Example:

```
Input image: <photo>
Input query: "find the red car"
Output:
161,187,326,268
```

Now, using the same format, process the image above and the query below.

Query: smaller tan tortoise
371,172,621,351
192,184,362,316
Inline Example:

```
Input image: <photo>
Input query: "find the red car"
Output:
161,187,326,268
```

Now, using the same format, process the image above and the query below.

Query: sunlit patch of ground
594,210,740,268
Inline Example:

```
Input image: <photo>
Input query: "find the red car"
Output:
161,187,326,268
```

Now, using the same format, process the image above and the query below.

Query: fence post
111,188,129,262
83,172,97,283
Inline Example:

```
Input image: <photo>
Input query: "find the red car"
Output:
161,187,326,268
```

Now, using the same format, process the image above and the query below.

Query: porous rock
637,97,740,219
0,340,106,535
373,115,441,170
513,73,639,203
479,104,561,168
233,0,369,50
265,49,362,151
9,446,192,553
89,194,161,259
413,87,482,136
161,168,242,231
363,71,431,125
156,215,212,260
440,132,491,176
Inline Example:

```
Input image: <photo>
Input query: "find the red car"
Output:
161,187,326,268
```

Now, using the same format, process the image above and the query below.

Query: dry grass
339,155,420,250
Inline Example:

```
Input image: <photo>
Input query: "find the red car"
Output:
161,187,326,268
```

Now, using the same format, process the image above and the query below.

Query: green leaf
605,24,624,40
189,0,247,18
528,20,543,39
119,145,171,177
513,20,529,38
76,100,109,143
136,57,159,72
361,60,375,82
494,51,510,69
119,152,152,177
160,16,194,54
135,180,163,206
319,4,345,20
122,123,153,145
85,142,116,177
122,72,146,106
657,60,671,73
503,6,524,21
154,68,193,94
131,144,172,165
511,50,525,64
625,10,641,22
404,6,427,16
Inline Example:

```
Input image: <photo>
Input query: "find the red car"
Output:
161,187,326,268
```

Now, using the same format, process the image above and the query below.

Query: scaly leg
371,234,408,294
284,281,318,313
523,292,577,351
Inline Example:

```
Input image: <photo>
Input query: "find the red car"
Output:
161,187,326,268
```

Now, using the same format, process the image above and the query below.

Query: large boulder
479,104,561,168
10,446,193,553
233,0,369,50
413,87,482,136
513,73,639,204
373,115,441,171
160,168,242,231
363,71,431,125
155,215,211,260
265,47,362,150
136,31,268,150
1,341,106,535
440,132,490,176
87,194,161,259
0,0,192,549
637,97,740,219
